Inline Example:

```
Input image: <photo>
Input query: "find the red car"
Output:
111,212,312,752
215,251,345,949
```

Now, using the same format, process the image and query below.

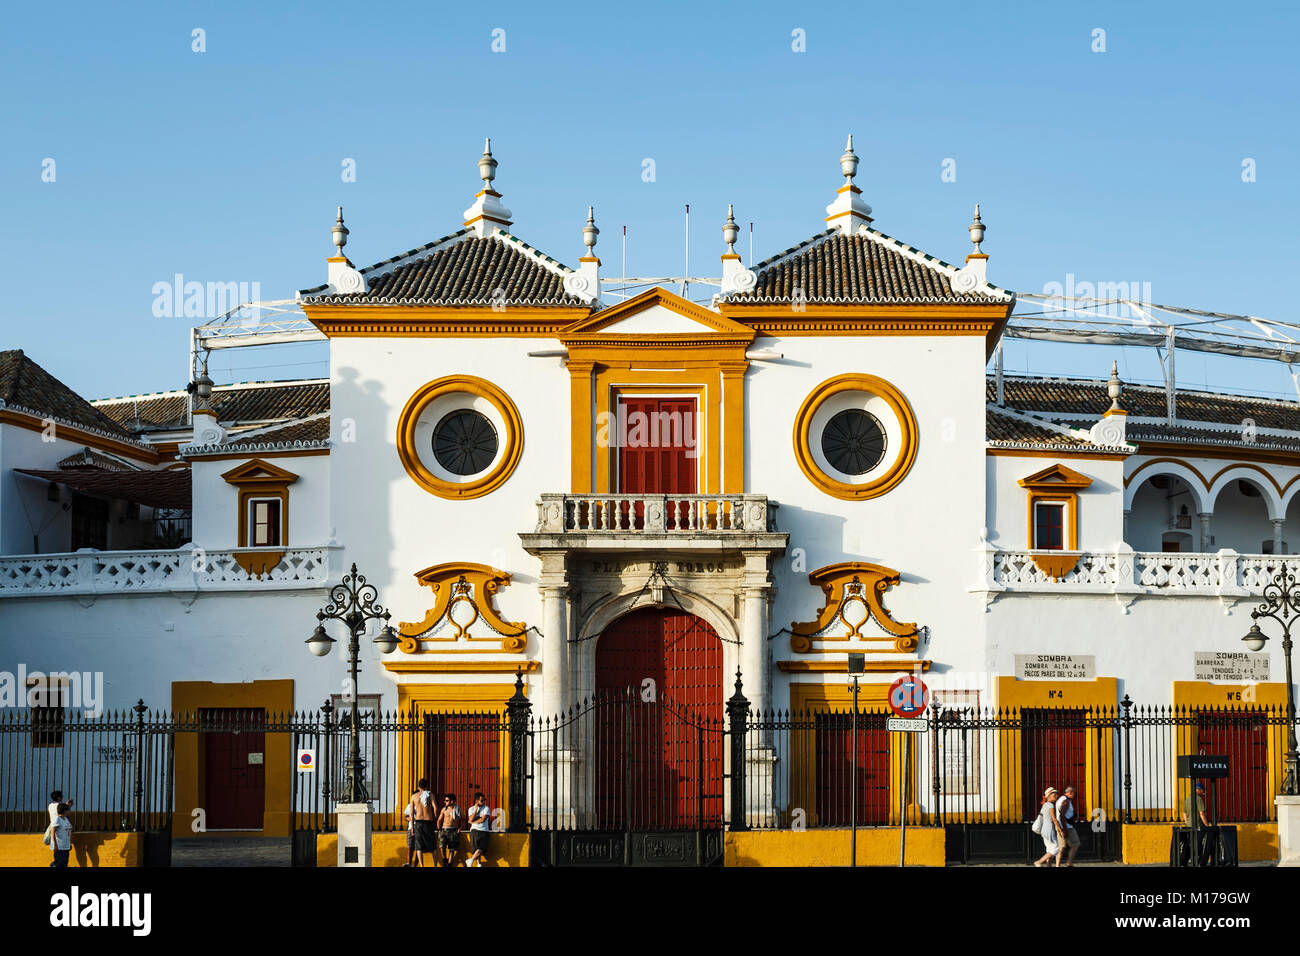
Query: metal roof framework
192,292,1300,425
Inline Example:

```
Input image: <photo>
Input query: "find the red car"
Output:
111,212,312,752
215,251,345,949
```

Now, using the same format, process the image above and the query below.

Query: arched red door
593,607,724,829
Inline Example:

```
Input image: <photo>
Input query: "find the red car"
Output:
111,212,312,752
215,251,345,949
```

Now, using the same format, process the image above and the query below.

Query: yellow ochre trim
1020,463,1092,555
793,374,918,501
791,562,919,654
395,375,523,500
221,459,299,548
171,679,294,838
778,659,932,673
397,562,528,654
383,660,541,674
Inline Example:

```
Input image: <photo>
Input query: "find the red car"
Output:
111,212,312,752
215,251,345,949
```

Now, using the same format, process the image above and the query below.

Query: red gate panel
594,607,722,829
1197,711,1269,821
201,708,266,830
814,712,890,825
425,714,502,826
1020,708,1086,819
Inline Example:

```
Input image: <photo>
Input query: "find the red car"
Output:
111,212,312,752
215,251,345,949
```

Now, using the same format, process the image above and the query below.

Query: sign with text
1014,655,1096,681
1177,754,1230,779
1193,652,1269,682
887,717,928,733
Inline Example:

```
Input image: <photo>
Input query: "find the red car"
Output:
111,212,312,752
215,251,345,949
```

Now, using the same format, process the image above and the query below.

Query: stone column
1273,518,1285,555
1122,509,1130,545
740,551,773,715
1199,513,1213,552
537,552,569,716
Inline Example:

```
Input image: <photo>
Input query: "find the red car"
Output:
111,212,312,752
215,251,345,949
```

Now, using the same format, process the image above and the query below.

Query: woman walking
1033,787,1065,867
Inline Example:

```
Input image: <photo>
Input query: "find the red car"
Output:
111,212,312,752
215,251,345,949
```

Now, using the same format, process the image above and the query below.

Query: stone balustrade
980,547,1299,597
534,493,776,534
0,546,338,597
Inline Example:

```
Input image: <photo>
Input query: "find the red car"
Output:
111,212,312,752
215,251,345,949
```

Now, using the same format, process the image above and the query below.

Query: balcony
0,546,337,597
978,547,1298,600
523,493,786,554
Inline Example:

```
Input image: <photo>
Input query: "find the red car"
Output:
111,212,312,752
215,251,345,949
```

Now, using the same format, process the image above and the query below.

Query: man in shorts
1055,784,1081,866
408,778,436,867
465,792,491,867
436,793,462,867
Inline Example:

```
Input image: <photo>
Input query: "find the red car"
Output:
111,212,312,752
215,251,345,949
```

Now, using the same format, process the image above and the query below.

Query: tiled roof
1125,423,1300,452
724,229,1012,304
15,467,191,510
985,406,1102,450
301,230,584,307
56,447,139,471
183,413,330,458
94,380,329,434
990,376,1300,430
0,350,134,437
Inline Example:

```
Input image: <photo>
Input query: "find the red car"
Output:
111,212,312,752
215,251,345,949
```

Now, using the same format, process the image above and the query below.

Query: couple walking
405,779,492,867
1033,785,1082,867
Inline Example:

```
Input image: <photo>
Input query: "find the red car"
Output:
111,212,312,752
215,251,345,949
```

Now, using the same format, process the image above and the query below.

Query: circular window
793,374,918,500
433,409,499,476
820,409,887,476
397,376,522,499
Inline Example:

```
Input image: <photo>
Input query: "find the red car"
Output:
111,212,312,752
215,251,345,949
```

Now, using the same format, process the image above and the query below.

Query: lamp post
1241,569,1299,796
307,562,399,804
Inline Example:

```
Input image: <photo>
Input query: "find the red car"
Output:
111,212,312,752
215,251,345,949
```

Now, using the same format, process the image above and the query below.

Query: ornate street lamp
307,563,399,804
1241,570,1300,795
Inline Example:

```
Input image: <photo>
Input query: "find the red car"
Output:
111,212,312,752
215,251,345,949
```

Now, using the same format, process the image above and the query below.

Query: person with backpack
1032,787,1065,867
45,802,73,868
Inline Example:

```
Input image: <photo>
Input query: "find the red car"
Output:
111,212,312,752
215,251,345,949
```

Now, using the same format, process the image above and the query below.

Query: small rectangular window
28,678,67,748
1033,501,1065,550
249,498,282,547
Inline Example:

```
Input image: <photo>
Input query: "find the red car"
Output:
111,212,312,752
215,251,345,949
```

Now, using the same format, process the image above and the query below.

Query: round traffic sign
887,675,930,717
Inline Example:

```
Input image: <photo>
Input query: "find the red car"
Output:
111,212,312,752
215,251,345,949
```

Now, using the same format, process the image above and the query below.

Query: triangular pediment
221,458,300,485
560,287,755,342
1018,463,1092,490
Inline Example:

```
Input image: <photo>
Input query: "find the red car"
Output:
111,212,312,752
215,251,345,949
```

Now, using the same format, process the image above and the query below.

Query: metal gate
529,690,727,866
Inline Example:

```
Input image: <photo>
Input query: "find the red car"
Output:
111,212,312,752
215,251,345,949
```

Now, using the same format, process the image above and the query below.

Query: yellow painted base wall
316,831,529,867
1122,824,1278,864
726,828,945,867
0,833,141,867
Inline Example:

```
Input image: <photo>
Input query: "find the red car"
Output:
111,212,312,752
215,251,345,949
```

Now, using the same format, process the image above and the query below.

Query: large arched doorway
592,607,724,829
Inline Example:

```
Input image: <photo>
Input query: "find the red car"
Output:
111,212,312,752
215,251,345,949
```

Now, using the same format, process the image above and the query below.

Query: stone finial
464,137,513,237
824,134,873,234
722,204,739,254
326,206,367,294
331,206,349,255
1107,360,1124,412
969,203,985,253
582,205,599,255
720,203,757,295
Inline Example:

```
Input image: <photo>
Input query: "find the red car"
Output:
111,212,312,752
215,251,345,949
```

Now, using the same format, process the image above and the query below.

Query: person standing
1182,782,1210,827
408,778,436,868
402,787,418,867
436,793,462,867
1055,785,1081,866
50,803,72,868
47,790,72,866
465,792,491,867
1033,787,1065,867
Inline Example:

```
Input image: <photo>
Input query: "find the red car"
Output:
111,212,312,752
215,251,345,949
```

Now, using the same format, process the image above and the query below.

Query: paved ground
170,837,292,867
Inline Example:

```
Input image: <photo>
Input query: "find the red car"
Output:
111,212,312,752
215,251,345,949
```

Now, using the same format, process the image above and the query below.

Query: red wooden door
1197,711,1269,821
814,712,890,825
424,714,502,827
617,398,697,529
1021,709,1086,819
201,708,266,830
593,608,723,829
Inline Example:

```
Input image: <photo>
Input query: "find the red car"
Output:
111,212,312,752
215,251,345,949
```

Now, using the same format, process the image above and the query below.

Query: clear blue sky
3,1,1297,401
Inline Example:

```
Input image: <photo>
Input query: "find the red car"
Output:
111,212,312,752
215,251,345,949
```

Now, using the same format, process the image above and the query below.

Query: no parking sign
887,675,930,718
297,749,315,772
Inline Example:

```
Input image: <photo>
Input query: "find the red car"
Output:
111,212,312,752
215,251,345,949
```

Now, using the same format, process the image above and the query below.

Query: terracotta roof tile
985,407,1099,449
0,350,133,437
94,381,329,434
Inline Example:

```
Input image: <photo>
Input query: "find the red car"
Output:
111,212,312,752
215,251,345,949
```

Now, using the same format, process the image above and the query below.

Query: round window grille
820,409,887,476
432,409,499,476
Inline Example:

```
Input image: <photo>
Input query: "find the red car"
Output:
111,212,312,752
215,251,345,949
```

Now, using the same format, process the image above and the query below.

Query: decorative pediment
559,287,755,345
1018,463,1092,492
220,458,300,488
791,562,919,654
397,562,528,654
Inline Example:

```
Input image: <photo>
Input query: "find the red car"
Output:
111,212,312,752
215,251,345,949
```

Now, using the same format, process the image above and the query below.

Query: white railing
0,546,338,597
534,493,775,534
980,547,1299,597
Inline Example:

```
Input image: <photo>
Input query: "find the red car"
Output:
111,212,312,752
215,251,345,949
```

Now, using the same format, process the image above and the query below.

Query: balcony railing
980,547,1298,597
0,546,337,597
534,493,776,534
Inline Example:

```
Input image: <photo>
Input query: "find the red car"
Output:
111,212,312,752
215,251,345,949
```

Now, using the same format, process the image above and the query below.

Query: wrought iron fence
0,691,1291,843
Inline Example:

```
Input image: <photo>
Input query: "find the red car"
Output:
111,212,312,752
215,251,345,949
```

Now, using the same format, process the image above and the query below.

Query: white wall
985,453,1125,552
190,453,331,550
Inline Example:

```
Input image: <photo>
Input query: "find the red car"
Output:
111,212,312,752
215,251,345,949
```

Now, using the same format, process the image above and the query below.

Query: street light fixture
1241,570,1299,795
308,563,398,804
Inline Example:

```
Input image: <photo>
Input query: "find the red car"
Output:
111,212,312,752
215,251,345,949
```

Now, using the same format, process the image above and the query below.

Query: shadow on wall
330,366,399,706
